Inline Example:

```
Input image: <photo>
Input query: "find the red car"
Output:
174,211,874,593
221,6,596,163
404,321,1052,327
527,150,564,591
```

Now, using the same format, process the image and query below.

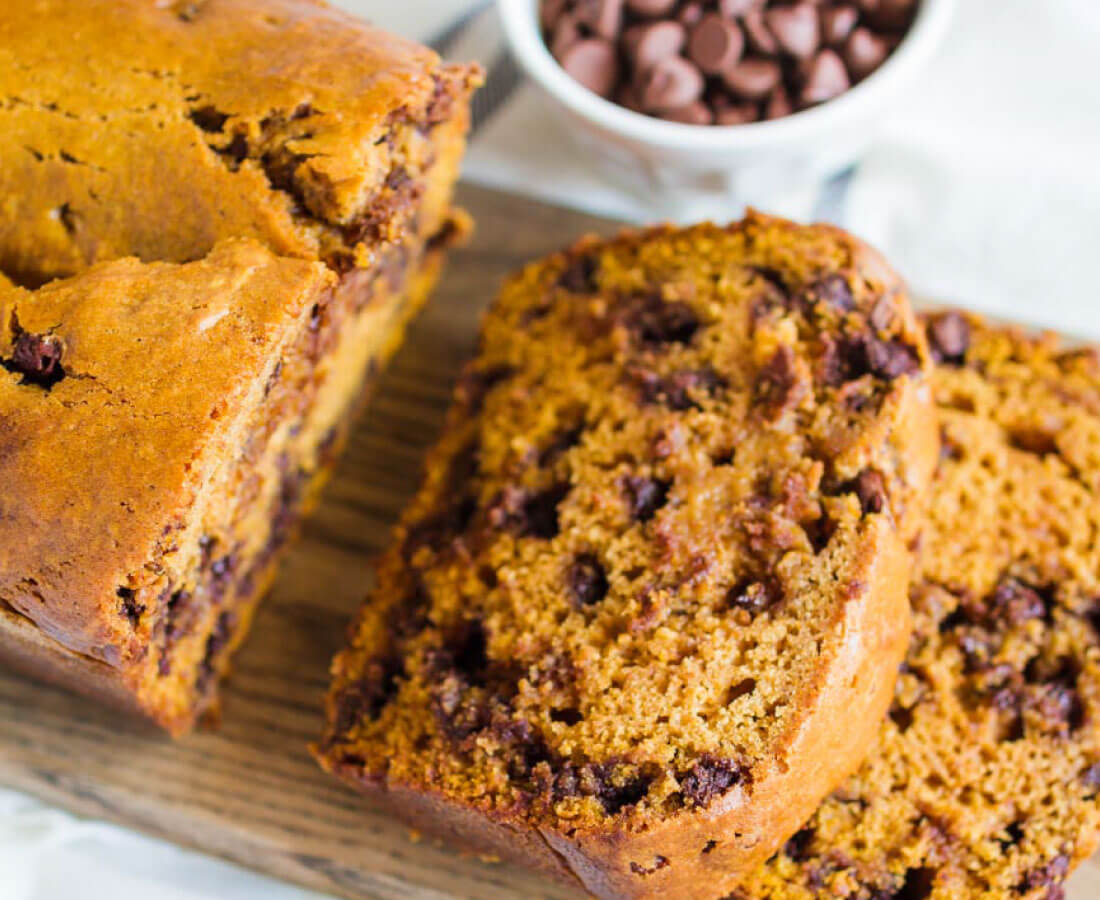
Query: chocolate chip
688,15,744,74
621,293,700,346
926,312,971,365
334,655,405,731
755,345,804,415
550,13,584,58
727,576,781,615
784,827,816,862
574,0,624,39
4,314,66,389
715,99,758,125
844,27,889,80
592,764,654,814
223,132,248,164
541,0,569,29
894,867,936,900
188,105,229,132
677,2,705,27
821,5,859,45
525,484,570,538
869,295,897,333
627,0,676,13
866,336,921,379
863,0,916,31
722,58,782,100
569,554,610,606
622,475,671,521
803,273,855,312
720,0,764,15
764,84,793,119
116,587,145,627
450,618,490,684
742,11,779,55
990,578,1048,626
558,253,599,293
625,20,686,70
639,55,705,112
889,702,915,734
765,3,820,60
852,468,887,515
489,483,571,539
804,512,836,554
540,0,911,125
1021,854,1070,897
679,754,745,809
800,49,850,105
198,611,235,688
661,101,714,125
634,367,725,411
560,39,620,98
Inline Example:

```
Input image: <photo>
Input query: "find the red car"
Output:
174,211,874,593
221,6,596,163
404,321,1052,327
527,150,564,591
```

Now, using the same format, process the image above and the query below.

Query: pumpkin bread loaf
737,314,1100,899
317,214,939,899
0,0,479,286
0,238,446,735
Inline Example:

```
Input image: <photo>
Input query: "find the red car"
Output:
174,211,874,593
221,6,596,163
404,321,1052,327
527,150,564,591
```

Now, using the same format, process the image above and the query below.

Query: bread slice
316,213,938,899
0,237,446,734
737,313,1100,899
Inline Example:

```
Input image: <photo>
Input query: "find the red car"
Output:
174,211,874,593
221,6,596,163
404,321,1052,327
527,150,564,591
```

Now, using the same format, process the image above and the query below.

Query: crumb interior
737,315,1100,899
321,217,931,834
122,232,445,732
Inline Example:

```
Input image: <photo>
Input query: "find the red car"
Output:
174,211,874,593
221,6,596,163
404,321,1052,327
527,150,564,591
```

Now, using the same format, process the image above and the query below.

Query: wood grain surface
1,184,1097,900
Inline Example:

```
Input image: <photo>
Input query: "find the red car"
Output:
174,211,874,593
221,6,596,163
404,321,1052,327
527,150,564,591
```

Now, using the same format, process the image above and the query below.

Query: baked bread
0,0,479,286
737,313,1100,899
0,237,447,735
316,214,939,899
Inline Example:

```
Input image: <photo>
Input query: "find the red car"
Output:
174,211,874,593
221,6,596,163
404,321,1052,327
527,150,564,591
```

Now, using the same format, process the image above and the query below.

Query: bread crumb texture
318,212,936,897
738,313,1100,899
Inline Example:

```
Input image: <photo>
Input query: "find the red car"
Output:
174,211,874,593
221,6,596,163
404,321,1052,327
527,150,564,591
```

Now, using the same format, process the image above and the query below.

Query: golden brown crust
0,240,450,733
0,0,479,283
317,213,938,898
0,241,331,663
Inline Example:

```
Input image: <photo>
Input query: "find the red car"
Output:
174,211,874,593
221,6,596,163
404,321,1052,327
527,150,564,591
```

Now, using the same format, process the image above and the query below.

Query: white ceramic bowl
497,0,955,217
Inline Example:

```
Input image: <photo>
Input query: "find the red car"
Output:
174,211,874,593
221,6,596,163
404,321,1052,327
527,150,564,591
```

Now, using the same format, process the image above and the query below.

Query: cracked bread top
318,213,939,898
0,0,479,283
0,240,333,668
737,314,1100,900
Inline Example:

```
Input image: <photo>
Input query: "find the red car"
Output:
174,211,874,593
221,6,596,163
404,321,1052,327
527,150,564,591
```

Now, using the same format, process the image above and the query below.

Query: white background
3,1,1100,898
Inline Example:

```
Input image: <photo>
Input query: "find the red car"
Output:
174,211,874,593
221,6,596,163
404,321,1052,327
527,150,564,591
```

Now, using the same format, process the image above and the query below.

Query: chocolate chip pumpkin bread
316,213,939,899
736,314,1100,899
0,237,446,735
0,0,478,286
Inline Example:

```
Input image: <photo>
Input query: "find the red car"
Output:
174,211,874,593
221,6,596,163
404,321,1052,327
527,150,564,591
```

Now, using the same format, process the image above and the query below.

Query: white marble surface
4,1,1100,898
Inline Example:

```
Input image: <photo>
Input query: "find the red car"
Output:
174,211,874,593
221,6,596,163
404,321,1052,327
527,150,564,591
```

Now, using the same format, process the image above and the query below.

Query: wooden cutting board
1,183,1097,900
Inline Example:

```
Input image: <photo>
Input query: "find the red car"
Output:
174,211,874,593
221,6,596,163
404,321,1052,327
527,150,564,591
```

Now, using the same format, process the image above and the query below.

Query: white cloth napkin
4,2,1100,899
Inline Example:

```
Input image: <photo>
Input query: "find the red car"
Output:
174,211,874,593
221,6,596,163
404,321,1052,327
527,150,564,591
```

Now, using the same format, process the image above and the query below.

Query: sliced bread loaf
738,313,1100,899
316,214,938,899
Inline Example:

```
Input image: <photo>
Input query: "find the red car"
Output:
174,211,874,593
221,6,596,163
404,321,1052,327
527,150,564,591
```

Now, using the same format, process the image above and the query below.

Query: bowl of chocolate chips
498,0,953,212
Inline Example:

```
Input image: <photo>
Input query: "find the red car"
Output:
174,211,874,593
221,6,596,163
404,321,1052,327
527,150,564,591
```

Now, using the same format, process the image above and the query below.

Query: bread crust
0,240,450,733
0,0,479,284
